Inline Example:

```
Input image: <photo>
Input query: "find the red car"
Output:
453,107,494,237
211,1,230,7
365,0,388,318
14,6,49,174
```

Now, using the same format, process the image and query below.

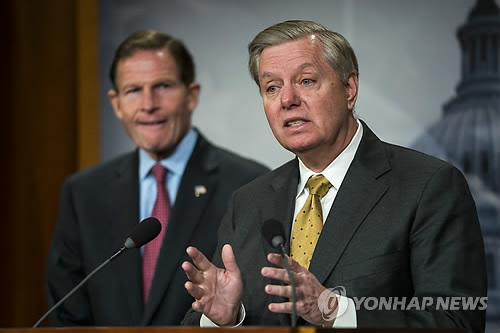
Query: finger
186,246,213,272
182,260,205,284
221,244,241,276
261,266,291,283
287,256,304,272
267,253,303,273
184,281,205,300
267,253,283,266
268,301,293,314
264,283,293,298
191,299,205,313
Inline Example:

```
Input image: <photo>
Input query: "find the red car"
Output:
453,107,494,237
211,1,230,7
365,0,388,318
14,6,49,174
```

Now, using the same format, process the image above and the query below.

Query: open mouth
286,120,306,127
138,119,167,125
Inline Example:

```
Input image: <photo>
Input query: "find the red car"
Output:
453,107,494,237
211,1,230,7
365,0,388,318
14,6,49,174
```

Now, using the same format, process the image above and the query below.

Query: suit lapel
261,159,299,326
142,135,218,324
109,151,144,324
309,122,391,285
267,159,299,254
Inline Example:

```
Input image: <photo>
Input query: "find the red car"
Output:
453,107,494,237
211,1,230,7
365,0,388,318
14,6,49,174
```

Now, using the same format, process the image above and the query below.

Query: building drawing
412,0,500,331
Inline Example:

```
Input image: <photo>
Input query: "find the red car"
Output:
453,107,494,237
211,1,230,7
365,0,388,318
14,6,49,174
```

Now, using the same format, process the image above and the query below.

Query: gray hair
248,20,359,87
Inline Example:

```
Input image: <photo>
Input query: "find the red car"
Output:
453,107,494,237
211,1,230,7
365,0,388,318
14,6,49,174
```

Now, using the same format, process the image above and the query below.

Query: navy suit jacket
46,132,269,326
182,121,486,331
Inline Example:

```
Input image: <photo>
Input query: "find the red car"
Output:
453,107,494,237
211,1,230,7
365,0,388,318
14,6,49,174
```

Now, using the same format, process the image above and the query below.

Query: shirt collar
139,127,198,179
296,118,363,198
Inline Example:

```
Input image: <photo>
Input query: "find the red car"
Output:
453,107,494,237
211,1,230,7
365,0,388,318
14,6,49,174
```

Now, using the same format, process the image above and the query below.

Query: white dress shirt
292,119,363,328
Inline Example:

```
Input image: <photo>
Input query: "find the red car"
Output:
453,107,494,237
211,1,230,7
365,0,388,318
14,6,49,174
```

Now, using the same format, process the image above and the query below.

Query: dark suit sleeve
45,178,94,326
356,165,487,331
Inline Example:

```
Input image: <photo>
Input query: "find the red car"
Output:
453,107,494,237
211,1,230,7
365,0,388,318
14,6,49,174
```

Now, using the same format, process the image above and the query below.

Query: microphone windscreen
126,217,161,248
261,219,285,248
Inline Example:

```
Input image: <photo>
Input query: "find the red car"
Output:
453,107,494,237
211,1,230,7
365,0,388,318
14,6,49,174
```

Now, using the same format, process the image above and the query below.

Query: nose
280,84,300,110
141,88,156,113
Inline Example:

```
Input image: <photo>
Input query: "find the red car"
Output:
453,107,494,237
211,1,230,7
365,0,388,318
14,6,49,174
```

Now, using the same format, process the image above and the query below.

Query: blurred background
1,0,498,331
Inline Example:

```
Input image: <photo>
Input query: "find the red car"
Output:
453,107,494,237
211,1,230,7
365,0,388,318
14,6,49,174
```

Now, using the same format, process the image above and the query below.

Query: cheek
263,110,278,131
263,100,280,121
117,99,139,118
117,109,134,125
161,94,187,113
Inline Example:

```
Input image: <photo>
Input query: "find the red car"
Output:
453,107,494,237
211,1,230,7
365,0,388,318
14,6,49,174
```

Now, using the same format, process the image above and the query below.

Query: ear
108,89,124,120
186,82,201,113
344,73,359,111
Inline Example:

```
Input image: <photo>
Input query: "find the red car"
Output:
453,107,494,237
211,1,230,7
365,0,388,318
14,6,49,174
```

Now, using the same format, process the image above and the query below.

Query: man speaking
181,20,487,331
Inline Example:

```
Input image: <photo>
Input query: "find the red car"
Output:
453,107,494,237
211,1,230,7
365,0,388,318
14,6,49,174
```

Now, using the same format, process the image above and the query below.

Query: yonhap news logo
352,296,488,311
318,286,348,321
318,286,487,319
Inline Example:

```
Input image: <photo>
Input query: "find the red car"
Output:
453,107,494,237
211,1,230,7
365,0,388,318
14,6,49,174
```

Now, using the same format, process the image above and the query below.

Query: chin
138,142,168,156
282,140,316,154
154,145,177,158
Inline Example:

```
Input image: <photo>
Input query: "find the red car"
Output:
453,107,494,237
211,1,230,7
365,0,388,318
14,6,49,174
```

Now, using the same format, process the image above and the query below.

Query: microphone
33,217,161,328
261,219,297,327
124,216,162,249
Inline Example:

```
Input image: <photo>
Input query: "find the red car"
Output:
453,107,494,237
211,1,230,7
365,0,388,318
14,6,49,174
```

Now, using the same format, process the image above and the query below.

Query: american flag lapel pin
194,185,207,197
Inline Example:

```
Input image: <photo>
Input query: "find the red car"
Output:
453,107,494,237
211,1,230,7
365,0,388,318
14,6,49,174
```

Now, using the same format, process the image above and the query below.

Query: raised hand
261,253,337,326
182,244,243,326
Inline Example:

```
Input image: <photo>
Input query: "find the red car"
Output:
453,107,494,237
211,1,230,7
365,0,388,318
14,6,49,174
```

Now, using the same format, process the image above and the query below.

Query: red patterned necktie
142,163,170,303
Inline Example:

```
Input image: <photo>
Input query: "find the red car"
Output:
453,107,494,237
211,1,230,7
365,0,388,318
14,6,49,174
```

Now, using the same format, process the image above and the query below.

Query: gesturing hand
261,253,338,327
182,244,243,326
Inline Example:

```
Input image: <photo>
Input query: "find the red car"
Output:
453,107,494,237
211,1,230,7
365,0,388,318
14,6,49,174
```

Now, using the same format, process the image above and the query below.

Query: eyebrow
260,72,274,81
259,62,316,81
298,63,315,71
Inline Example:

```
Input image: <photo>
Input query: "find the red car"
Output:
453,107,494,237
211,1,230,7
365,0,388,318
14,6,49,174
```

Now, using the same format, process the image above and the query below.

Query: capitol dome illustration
412,0,500,330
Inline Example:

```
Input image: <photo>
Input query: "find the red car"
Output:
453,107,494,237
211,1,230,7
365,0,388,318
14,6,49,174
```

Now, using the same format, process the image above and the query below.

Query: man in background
46,30,269,326
181,20,486,331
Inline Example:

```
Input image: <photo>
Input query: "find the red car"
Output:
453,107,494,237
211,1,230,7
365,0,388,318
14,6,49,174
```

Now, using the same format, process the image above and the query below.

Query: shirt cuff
199,303,246,327
332,296,357,328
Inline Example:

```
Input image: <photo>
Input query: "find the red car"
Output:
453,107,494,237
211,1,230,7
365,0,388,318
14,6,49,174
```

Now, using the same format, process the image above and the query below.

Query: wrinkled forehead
258,37,327,76
115,49,181,87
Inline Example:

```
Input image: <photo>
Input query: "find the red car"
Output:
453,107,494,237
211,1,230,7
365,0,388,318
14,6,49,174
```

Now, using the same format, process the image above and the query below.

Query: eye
266,86,278,93
302,78,314,86
124,87,140,95
158,83,171,89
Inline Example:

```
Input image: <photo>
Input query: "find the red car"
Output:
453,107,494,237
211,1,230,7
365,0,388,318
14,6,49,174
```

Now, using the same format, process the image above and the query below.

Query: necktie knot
151,164,167,183
306,174,332,199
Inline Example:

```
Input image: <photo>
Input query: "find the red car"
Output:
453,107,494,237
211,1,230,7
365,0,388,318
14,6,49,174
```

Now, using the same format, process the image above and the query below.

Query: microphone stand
33,246,127,328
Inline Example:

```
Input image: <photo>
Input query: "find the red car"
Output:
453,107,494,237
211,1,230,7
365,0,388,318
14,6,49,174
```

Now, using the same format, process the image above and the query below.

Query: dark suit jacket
182,122,487,331
46,132,269,326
